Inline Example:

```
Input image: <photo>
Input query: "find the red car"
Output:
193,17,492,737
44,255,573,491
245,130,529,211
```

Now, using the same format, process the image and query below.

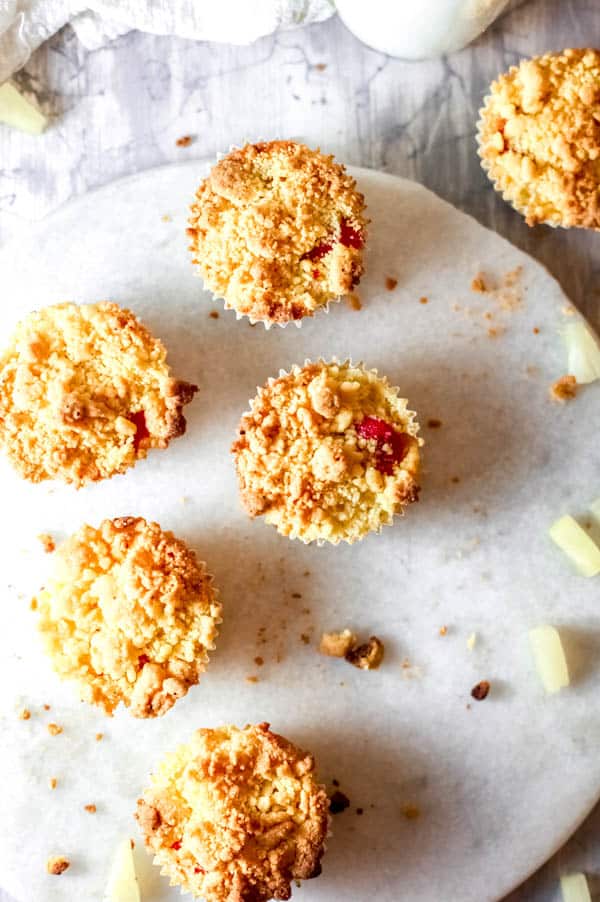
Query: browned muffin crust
188,140,367,324
0,302,197,486
136,722,330,901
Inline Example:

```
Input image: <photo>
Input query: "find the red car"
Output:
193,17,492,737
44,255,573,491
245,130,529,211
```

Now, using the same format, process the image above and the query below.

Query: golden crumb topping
136,722,329,902
232,361,421,544
46,855,70,875
550,374,578,402
0,302,197,486
188,141,367,324
478,49,600,228
36,517,221,718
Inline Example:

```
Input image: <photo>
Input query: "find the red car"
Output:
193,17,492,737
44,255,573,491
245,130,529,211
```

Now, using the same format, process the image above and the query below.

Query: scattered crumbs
533,326,540,334
451,476,460,484
385,276,398,291
503,266,522,288
303,570,310,577
329,791,350,814
30,598,38,611
452,303,462,312
161,214,172,223
84,804,96,814
46,856,70,876
427,418,442,429
487,326,506,339
439,626,448,637
347,293,362,311
209,310,220,319
300,633,311,645
550,374,578,403
176,134,193,147
471,680,490,701
47,723,63,736
562,305,576,316
95,733,104,741
245,675,259,684
291,592,302,599
484,311,494,321
332,779,340,787
19,709,31,720
356,807,364,816
314,62,327,71
419,296,428,305
43,704,51,711
346,636,385,670
49,777,57,790
302,607,311,615
471,274,487,293
526,364,539,378
467,632,477,651
130,839,135,850
37,533,55,553
401,803,421,820
319,629,356,658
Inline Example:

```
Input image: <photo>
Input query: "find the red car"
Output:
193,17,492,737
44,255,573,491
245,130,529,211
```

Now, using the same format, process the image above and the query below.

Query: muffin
0,302,197,486
232,360,421,544
187,140,367,325
478,48,600,228
136,722,329,902
35,517,221,717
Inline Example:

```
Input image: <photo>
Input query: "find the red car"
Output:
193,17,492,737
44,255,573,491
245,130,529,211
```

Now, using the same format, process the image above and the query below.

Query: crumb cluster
232,361,421,544
136,722,329,902
0,302,197,485
478,49,600,228
188,141,367,324
36,517,221,717
550,374,578,402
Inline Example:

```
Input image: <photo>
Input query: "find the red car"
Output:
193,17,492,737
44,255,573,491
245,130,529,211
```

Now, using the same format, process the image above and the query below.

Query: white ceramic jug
335,0,512,59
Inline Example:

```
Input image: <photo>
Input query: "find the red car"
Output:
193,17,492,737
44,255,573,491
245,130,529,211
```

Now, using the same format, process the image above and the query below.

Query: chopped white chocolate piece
560,872,592,902
564,321,600,385
549,515,600,577
466,632,477,651
529,625,570,694
0,83,47,135
106,838,141,902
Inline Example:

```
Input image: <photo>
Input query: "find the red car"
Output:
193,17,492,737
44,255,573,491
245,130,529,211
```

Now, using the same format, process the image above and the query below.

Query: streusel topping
188,141,367,324
232,361,421,544
36,517,221,718
136,722,329,902
478,49,600,228
0,302,197,486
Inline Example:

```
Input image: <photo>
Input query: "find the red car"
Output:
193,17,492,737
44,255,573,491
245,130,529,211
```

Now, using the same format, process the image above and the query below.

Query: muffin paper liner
234,357,422,547
189,139,367,329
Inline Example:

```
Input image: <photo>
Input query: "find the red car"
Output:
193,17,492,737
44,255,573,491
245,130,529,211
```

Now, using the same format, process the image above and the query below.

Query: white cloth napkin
0,0,335,83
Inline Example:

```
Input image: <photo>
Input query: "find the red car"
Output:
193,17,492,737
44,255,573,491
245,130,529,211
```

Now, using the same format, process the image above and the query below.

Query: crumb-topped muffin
478,49,600,228
35,517,221,717
187,141,367,325
232,361,421,544
136,722,329,902
0,302,197,486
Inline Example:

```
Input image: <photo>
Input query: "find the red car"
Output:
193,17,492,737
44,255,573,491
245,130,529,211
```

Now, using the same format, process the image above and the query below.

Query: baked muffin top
232,360,421,544
36,517,221,717
136,722,330,902
0,302,197,486
478,48,600,228
188,141,367,324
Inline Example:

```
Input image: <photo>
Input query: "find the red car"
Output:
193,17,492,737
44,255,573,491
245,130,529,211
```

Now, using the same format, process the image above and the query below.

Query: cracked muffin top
232,360,421,544
478,48,600,228
0,302,197,486
136,722,330,902
35,517,221,718
187,140,367,325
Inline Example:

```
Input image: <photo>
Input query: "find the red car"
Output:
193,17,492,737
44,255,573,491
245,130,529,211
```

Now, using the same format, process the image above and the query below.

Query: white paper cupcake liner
189,139,366,329
234,357,422,547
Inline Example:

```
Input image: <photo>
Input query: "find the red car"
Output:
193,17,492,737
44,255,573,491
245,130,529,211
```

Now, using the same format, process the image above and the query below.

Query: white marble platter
0,161,599,902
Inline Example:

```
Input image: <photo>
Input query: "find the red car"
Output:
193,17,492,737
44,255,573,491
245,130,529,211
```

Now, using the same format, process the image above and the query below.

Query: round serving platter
0,161,599,902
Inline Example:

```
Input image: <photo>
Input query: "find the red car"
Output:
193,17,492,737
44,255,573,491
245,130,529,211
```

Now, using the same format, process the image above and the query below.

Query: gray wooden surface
0,1,599,900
